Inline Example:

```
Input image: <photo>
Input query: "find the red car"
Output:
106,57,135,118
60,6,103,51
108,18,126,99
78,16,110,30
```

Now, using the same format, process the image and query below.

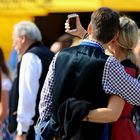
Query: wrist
78,29,88,39
82,32,88,39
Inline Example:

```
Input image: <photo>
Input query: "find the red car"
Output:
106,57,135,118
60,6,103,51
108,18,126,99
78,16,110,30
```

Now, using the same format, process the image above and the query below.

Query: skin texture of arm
85,95,125,123
16,134,26,140
0,90,9,123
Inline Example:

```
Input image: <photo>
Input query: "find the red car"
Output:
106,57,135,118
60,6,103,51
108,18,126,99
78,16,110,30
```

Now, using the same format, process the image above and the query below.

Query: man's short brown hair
91,7,120,44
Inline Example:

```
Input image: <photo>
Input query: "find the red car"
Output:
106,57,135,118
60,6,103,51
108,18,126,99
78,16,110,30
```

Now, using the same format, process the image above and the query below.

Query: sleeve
102,56,140,106
39,53,59,121
17,53,42,132
2,77,12,91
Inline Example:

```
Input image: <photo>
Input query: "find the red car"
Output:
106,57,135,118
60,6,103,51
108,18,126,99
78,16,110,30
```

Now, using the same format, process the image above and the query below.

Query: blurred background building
0,0,140,60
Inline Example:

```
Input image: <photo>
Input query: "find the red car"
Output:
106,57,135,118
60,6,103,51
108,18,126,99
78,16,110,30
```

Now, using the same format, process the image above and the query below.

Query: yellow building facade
0,0,140,60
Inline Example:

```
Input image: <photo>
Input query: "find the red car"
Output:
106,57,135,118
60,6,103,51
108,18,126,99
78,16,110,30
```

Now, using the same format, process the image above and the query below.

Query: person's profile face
12,34,23,55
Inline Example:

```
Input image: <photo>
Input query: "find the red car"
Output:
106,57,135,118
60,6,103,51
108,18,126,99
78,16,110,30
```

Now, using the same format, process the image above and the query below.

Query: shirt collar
80,39,104,53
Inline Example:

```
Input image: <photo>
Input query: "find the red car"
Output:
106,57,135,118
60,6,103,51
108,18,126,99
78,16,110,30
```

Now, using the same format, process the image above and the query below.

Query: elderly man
8,21,54,140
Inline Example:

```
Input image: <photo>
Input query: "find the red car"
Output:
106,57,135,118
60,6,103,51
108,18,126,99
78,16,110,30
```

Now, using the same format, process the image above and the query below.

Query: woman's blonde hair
118,16,139,67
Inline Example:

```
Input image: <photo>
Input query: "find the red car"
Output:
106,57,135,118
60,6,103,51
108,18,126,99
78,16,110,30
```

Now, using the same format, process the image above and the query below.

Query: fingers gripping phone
68,13,78,32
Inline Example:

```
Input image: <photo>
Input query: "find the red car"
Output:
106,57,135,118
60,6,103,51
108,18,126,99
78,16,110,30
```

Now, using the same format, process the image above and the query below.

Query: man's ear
20,35,26,44
87,22,92,35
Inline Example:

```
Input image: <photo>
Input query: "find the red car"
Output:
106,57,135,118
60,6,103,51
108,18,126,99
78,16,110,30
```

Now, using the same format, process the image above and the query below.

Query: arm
16,53,42,134
0,90,9,123
84,95,125,123
16,135,26,140
103,56,140,106
0,76,11,123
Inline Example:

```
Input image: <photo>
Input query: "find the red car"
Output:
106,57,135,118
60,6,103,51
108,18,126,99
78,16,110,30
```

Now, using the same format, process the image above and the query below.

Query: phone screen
69,16,76,30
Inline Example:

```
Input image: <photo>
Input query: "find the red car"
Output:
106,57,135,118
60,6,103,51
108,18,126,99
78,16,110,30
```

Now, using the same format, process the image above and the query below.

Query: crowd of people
0,6,140,140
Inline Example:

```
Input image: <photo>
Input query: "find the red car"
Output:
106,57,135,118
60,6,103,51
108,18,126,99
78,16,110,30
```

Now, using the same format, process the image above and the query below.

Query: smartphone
68,13,78,32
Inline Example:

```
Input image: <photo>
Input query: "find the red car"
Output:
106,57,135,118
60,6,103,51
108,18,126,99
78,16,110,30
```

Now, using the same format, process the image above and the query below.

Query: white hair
13,21,42,41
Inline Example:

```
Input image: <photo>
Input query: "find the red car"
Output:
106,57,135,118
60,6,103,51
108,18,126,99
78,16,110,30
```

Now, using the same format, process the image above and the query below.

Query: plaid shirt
39,49,140,122
39,53,58,121
103,56,140,106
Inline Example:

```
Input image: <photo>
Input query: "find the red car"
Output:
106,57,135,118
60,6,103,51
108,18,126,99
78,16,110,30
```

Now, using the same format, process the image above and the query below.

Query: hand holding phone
66,13,87,38
68,13,78,32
